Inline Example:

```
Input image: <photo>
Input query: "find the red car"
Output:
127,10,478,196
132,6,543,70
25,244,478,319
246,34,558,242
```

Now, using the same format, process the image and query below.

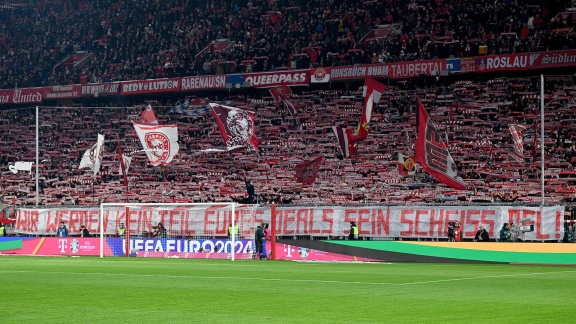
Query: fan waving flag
133,123,180,166
79,134,105,176
294,156,324,184
210,103,259,152
332,126,360,158
415,101,466,190
269,86,297,116
118,155,132,176
358,78,387,140
508,124,527,162
137,104,159,124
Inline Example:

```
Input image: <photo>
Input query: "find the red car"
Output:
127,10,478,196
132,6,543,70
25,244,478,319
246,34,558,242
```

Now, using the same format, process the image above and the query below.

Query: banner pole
271,202,277,261
35,105,39,206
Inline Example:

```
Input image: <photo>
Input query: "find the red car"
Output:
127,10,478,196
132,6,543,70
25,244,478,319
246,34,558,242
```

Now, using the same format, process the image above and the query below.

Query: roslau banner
15,205,565,241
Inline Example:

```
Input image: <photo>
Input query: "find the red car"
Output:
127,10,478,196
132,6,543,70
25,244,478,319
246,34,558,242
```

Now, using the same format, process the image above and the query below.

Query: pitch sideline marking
1,269,575,286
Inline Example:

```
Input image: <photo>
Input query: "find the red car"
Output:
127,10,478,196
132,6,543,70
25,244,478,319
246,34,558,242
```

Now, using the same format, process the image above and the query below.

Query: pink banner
181,75,226,90
121,78,180,95
0,237,101,256
274,243,377,261
42,85,82,99
476,53,533,73
0,88,43,105
244,70,309,88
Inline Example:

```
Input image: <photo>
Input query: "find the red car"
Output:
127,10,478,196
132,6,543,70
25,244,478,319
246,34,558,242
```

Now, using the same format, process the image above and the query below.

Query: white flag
118,155,132,176
132,122,179,166
79,134,105,176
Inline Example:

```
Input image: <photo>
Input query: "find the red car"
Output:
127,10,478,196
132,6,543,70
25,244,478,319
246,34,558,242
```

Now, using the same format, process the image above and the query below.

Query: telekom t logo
283,245,295,257
58,239,68,253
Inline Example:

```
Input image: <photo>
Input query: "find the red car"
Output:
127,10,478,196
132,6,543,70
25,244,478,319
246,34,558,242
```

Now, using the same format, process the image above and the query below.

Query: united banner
210,103,259,152
79,134,105,176
294,156,324,184
416,101,466,190
359,78,386,140
509,124,527,162
132,123,180,166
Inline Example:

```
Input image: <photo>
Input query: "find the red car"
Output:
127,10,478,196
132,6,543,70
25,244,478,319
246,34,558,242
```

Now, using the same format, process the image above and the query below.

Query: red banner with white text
0,88,43,105
530,49,576,70
181,75,226,91
121,77,181,95
15,205,564,240
43,85,82,99
476,53,535,73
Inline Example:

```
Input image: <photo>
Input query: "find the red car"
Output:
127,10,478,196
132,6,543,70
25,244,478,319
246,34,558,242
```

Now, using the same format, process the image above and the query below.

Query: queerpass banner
0,88,43,105
14,206,565,240
121,77,180,95
329,59,447,80
243,70,309,88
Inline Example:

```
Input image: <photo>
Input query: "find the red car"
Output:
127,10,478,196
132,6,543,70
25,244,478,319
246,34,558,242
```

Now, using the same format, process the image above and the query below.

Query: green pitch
1,257,574,323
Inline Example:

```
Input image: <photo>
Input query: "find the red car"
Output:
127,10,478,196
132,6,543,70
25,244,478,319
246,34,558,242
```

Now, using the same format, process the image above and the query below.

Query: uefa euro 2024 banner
14,205,565,241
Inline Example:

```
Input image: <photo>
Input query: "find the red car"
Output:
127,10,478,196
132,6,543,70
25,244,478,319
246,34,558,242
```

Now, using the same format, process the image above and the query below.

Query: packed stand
1,75,576,206
1,0,574,89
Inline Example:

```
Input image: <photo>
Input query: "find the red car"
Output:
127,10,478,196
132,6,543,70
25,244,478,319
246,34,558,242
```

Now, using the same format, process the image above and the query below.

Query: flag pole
117,136,128,191
540,74,545,207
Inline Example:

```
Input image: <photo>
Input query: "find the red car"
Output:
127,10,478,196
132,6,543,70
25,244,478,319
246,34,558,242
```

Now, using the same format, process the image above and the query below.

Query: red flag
137,104,159,125
332,126,360,158
415,100,466,190
358,78,386,140
269,86,297,116
210,103,259,152
294,156,325,184
508,124,527,162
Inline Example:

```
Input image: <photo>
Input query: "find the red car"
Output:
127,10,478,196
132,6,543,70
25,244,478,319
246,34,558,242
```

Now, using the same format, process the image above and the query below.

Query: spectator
499,223,512,242
563,225,575,243
57,222,68,237
349,222,358,240
254,223,264,259
474,225,490,242
0,222,6,236
80,225,90,237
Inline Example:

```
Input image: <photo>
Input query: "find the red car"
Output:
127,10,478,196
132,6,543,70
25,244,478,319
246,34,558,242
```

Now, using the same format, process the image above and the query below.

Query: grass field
1,256,575,323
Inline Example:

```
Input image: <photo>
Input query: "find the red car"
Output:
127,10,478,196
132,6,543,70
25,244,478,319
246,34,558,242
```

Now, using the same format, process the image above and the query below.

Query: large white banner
14,205,565,241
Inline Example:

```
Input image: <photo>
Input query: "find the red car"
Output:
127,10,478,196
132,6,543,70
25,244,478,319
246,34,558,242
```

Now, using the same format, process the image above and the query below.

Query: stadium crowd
0,0,575,89
1,75,576,208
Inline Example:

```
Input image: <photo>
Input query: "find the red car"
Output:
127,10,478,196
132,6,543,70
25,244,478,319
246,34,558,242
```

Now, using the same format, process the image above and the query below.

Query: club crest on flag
210,103,259,152
145,132,171,161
